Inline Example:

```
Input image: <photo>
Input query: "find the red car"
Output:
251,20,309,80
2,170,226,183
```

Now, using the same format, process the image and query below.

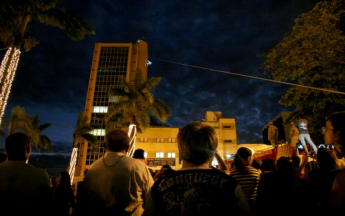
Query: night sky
0,0,319,151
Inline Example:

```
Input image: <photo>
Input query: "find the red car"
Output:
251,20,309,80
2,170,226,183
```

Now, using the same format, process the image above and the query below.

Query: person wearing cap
268,121,278,148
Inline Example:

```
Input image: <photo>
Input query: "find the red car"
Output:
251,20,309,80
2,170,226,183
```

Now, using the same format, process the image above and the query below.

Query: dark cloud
2,0,318,145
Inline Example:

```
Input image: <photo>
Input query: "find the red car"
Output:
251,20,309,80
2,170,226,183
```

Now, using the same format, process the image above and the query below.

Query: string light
0,47,21,125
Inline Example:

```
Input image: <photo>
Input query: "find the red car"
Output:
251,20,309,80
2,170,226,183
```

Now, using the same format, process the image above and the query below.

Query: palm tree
32,115,53,152
105,69,172,132
7,106,52,152
0,0,95,124
70,111,97,178
73,111,97,148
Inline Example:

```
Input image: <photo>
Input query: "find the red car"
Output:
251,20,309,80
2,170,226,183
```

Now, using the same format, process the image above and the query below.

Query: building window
156,138,165,143
139,138,148,143
156,152,164,158
109,95,121,102
144,152,148,158
167,138,176,143
224,139,232,143
90,129,105,136
222,123,234,129
93,106,108,113
167,152,176,158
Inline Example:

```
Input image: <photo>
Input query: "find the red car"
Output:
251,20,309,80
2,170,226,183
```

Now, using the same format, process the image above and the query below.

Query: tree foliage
0,0,95,51
73,111,97,149
7,106,52,152
105,69,172,133
261,0,345,143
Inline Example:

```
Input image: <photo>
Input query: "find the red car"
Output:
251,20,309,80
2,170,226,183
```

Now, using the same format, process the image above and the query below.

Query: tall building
74,40,148,181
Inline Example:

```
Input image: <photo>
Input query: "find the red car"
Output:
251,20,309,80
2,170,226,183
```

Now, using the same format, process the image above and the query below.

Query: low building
128,111,238,170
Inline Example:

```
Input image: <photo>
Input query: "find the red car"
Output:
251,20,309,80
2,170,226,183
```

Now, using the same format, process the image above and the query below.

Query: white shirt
84,152,154,216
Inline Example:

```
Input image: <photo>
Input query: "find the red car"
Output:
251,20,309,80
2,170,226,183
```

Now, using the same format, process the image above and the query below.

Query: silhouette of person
295,116,318,154
323,111,345,214
268,121,278,147
0,132,53,216
133,148,155,177
289,121,299,150
54,171,75,216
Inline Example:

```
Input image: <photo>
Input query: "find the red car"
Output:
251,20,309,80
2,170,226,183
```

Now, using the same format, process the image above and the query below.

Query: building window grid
167,152,176,158
156,152,164,158
156,138,165,143
139,138,148,143
167,138,176,143
87,46,130,165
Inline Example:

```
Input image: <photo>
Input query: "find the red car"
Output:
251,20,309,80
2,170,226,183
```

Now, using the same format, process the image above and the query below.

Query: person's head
269,121,273,126
105,129,129,152
234,147,253,171
316,147,338,170
236,147,253,161
178,122,218,165
5,132,31,161
290,121,294,126
261,158,276,172
324,111,345,158
59,171,71,186
133,148,147,165
133,149,145,159
276,156,294,174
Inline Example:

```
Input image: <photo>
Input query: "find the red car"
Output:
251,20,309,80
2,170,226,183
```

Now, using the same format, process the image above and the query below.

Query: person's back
54,171,75,216
306,148,339,213
230,147,260,208
256,156,316,216
147,168,241,216
143,122,250,216
84,129,154,216
0,133,53,215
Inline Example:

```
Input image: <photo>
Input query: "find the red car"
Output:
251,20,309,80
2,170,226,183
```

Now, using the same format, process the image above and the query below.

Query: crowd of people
0,111,344,215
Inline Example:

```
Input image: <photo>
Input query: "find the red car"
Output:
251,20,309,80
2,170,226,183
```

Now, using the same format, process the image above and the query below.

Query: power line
151,57,345,96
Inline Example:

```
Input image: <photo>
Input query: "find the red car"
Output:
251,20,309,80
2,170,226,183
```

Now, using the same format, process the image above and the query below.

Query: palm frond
39,135,53,152
23,37,40,51
140,77,161,92
39,123,52,132
81,133,97,146
35,7,95,41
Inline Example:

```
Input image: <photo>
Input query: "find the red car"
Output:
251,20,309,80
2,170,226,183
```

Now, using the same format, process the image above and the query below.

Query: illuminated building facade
74,40,148,181
134,111,238,170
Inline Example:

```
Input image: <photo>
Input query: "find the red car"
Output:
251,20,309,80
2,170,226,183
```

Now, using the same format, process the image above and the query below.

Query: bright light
127,124,137,157
0,47,21,125
68,148,78,185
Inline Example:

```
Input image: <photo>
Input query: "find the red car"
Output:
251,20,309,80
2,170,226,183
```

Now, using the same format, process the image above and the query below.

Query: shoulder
334,169,345,185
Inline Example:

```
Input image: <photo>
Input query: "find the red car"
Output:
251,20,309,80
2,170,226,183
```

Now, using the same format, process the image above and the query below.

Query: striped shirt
230,166,260,205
